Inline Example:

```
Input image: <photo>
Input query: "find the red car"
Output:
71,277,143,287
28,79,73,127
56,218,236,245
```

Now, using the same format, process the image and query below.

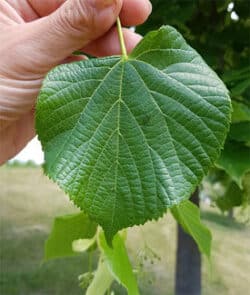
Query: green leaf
45,212,97,260
171,200,212,258
86,256,113,295
217,141,250,188
98,231,139,295
229,121,250,143
36,25,231,242
216,181,243,211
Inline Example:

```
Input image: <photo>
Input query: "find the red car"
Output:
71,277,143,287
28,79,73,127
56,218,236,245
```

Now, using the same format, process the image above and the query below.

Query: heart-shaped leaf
36,26,231,242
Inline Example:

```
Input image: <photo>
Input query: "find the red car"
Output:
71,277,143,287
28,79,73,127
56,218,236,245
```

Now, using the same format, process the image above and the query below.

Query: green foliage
98,231,139,295
44,212,97,260
139,0,250,77
203,168,249,212
171,200,212,258
242,172,250,205
217,140,250,189
6,160,38,168
229,122,250,143
231,101,250,123
216,181,243,212
36,26,230,243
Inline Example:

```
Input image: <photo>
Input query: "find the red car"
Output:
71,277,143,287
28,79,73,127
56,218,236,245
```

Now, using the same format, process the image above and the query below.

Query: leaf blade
36,25,231,242
216,141,250,188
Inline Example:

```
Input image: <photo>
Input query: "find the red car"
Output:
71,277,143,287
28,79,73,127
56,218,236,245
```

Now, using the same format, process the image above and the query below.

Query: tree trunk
227,208,234,220
175,189,201,295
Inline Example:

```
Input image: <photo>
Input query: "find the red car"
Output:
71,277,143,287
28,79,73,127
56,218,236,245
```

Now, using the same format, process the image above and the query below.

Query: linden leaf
217,141,250,188
36,26,231,242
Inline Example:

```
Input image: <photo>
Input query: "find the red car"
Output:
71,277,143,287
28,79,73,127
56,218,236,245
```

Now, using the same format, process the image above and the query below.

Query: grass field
1,167,249,295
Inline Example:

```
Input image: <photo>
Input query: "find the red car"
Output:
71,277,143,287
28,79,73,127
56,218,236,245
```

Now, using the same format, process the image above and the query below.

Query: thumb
48,0,122,50
15,0,122,74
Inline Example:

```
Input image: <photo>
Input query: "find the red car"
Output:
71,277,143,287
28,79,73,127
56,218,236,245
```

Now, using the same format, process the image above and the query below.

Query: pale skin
0,0,152,164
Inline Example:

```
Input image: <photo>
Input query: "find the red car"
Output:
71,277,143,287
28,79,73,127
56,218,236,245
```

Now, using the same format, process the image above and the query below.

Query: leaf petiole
116,17,128,60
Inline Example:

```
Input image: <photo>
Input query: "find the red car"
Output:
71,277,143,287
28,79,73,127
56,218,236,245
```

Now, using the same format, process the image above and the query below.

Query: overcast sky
11,137,44,164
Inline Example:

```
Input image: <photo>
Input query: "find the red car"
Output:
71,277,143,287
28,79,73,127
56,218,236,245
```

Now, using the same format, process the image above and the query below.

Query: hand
0,0,152,164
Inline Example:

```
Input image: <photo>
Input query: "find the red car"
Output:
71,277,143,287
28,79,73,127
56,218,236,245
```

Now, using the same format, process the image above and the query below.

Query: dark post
175,189,201,295
227,208,234,220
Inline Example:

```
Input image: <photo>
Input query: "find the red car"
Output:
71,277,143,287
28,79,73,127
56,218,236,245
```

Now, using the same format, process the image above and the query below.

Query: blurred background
1,0,249,294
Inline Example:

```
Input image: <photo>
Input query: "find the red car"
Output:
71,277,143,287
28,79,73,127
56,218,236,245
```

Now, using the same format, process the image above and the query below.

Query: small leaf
98,231,139,295
36,25,231,242
45,212,97,260
171,200,212,258
216,181,243,211
72,236,96,253
217,140,250,188
86,257,113,295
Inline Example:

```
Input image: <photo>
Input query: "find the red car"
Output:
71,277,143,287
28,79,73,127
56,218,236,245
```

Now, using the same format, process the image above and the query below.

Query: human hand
0,0,152,164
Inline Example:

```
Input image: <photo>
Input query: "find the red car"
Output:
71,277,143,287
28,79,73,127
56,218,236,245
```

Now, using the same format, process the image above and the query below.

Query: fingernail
103,0,115,6
147,0,152,14
92,0,117,9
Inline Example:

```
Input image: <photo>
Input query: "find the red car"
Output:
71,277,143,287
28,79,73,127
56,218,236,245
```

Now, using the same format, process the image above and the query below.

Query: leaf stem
116,17,128,60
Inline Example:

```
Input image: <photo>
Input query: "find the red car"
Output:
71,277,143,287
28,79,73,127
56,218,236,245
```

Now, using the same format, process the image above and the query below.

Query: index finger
28,0,152,26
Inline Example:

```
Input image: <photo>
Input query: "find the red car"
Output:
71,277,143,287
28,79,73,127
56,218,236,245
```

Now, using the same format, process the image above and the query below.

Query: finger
4,0,123,77
27,0,66,17
0,1,24,25
120,0,152,26
61,54,87,64
0,110,35,165
82,27,142,57
6,0,39,22
27,0,151,26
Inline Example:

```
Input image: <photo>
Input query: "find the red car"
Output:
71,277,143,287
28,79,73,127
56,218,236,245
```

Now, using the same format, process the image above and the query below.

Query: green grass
1,167,249,295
